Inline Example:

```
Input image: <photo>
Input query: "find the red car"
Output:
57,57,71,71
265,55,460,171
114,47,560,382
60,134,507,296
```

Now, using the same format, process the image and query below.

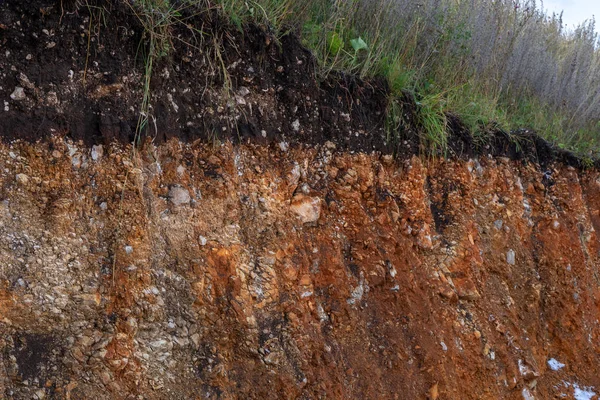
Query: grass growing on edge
124,0,600,159
126,0,182,143
416,90,448,156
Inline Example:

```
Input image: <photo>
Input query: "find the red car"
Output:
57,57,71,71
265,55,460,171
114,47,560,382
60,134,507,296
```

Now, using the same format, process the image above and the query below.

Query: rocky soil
2,1,600,399
0,137,599,399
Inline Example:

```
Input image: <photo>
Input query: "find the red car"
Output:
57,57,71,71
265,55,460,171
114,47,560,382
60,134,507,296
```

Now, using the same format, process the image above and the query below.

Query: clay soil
1,138,600,399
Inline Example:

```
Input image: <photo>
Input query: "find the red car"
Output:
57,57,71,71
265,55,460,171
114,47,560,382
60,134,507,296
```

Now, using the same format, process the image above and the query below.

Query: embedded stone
290,194,321,224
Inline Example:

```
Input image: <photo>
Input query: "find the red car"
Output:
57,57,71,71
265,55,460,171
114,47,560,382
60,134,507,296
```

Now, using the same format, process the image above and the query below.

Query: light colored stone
10,86,26,101
17,72,34,89
547,358,565,371
91,145,103,161
290,194,321,224
522,388,535,400
169,186,191,206
292,119,300,132
190,333,201,348
417,223,433,249
238,86,250,97
71,154,82,168
15,173,28,185
46,91,58,106
507,249,515,265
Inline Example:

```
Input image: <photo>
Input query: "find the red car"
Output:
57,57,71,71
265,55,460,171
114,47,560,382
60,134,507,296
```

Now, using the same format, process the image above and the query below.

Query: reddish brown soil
0,138,599,399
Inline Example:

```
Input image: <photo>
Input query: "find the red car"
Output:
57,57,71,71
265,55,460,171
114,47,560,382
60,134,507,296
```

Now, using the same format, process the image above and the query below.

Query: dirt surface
2,1,600,399
0,0,587,167
0,0,391,152
0,138,600,399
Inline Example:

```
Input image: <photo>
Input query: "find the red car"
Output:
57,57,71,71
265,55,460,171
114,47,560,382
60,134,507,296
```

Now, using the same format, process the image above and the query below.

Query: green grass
127,0,181,142
416,90,448,156
125,0,600,160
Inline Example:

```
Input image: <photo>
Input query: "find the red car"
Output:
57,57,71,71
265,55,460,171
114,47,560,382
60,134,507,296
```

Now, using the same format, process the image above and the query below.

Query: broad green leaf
350,37,368,52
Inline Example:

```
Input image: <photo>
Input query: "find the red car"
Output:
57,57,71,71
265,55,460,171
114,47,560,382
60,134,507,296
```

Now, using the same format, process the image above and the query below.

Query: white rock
547,358,565,370
167,93,179,112
10,86,26,101
573,384,596,400
417,233,433,249
238,86,250,97
553,220,560,230
347,280,365,305
389,265,397,278
292,119,300,132
522,388,535,400
67,143,78,157
71,154,82,168
169,186,190,206
199,236,207,246
91,145,103,161
507,249,516,265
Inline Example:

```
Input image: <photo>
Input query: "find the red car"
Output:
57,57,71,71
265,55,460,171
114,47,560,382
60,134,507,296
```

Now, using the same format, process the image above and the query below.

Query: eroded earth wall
0,138,599,399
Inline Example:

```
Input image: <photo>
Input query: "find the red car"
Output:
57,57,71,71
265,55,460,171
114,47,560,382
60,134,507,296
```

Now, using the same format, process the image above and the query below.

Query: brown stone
428,383,439,399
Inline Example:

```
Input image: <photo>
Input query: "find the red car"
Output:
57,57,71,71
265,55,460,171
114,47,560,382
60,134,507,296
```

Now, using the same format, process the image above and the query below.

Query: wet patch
11,333,56,383
426,176,463,234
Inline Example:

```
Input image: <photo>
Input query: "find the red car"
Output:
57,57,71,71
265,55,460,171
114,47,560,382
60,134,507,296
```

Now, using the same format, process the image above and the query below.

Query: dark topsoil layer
0,0,589,169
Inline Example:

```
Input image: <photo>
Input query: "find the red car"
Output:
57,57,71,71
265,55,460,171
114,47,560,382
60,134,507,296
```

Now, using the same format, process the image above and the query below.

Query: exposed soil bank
2,1,600,399
0,137,600,399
